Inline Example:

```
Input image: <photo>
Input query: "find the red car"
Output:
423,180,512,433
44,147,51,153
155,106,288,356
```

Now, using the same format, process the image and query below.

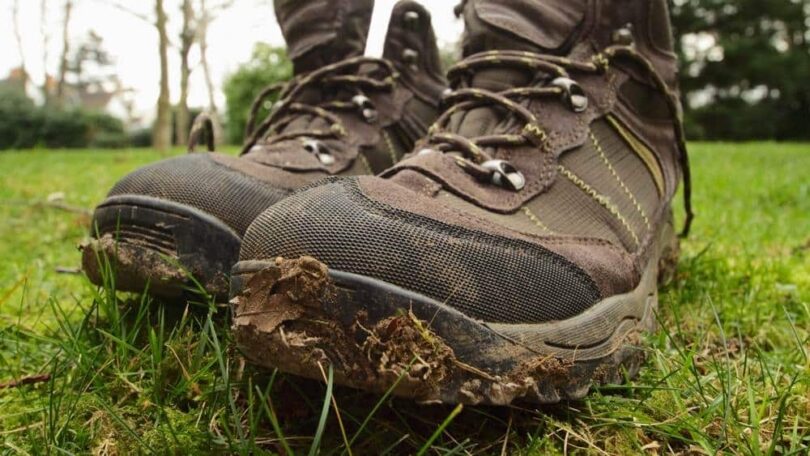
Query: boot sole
230,219,678,406
82,195,241,301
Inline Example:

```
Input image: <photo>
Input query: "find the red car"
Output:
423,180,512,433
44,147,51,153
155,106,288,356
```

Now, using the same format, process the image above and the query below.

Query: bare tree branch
177,0,196,145
207,0,236,14
40,0,51,102
153,0,173,151
96,0,154,24
11,0,29,86
195,0,230,144
56,0,73,105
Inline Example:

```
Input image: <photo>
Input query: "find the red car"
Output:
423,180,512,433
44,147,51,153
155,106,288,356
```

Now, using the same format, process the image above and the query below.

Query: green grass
0,144,808,454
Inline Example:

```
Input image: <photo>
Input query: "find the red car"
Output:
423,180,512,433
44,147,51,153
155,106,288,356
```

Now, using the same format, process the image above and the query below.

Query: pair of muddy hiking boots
82,0,694,406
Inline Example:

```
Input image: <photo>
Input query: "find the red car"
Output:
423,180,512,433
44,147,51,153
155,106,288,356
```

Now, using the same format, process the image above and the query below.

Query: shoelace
421,46,694,237
239,56,399,164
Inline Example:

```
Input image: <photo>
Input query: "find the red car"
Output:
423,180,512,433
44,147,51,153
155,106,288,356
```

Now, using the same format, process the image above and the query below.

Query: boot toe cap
240,177,603,324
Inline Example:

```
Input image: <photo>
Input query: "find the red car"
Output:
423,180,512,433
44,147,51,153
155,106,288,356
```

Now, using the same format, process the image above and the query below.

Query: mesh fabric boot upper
239,0,691,324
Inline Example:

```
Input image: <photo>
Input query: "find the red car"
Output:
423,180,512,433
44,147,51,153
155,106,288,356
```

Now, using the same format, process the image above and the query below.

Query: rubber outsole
229,221,678,406
82,195,241,301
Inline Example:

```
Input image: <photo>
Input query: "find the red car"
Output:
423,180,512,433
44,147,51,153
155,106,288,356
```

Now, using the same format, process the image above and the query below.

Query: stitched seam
381,129,399,166
558,164,640,249
521,206,554,235
606,114,666,196
589,129,652,232
358,154,374,174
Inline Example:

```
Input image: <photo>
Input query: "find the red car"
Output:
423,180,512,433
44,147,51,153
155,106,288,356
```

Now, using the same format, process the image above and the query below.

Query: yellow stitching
331,124,347,136
589,130,652,232
523,123,548,142
558,165,640,248
522,207,554,234
382,129,398,166
606,115,665,196
358,153,373,174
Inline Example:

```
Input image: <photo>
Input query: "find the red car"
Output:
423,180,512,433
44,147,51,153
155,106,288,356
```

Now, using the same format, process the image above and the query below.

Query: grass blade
415,404,463,456
309,364,335,456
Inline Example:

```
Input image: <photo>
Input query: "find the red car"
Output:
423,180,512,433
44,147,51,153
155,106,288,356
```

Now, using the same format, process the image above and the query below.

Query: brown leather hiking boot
81,0,446,301
231,0,694,405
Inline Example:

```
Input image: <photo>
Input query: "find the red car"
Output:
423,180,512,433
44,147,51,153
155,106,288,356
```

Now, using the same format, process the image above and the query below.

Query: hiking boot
81,0,446,301
231,0,693,405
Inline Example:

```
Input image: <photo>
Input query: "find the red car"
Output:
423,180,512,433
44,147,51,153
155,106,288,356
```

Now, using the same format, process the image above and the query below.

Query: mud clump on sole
232,256,328,334
359,312,455,395
232,257,458,401
81,235,189,297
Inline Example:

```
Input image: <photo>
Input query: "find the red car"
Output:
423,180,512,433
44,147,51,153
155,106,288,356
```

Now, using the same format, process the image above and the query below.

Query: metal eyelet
403,49,419,64
352,94,378,123
551,77,589,113
302,138,335,165
403,11,420,30
481,160,526,191
612,24,635,46
402,49,420,71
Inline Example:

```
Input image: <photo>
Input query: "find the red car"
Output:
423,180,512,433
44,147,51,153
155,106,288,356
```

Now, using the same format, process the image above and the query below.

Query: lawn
0,144,808,454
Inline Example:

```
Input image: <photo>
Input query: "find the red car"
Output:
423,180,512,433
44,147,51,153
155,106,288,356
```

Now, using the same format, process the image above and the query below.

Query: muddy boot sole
230,220,678,406
82,195,241,301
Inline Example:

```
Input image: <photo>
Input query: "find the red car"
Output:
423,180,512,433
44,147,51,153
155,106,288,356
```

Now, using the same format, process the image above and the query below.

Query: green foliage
222,44,293,144
671,0,810,140
0,85,43,149
0,85,128,150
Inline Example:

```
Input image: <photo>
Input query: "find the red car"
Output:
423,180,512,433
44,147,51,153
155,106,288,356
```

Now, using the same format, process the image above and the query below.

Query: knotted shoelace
240,56,399,160
422,45,694,237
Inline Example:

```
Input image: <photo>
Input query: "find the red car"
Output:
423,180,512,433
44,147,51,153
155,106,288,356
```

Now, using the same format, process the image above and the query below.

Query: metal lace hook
551,77,589,113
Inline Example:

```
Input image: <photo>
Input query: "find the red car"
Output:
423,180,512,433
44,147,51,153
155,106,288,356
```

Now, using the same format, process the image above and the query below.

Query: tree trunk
40,0,51,104
56,0,73,106
12,0,30,91
153,0,173,152
176,0,195,146
197,0,224,144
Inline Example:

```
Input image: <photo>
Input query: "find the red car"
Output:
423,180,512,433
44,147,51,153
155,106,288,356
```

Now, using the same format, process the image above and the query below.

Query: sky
0,0,463,124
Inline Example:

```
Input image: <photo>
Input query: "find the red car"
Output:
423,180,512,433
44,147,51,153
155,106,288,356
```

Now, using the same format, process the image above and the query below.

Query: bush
223,44,293,144
0,85,44,149
128,128,153,148
40,109,92,148
0,86,129,150
86,111,128,148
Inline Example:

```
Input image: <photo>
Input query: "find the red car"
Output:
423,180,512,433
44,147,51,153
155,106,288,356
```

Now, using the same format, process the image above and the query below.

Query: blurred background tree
222,43,292,145
222,0,810,145
671,0,810,141
2,0,809,150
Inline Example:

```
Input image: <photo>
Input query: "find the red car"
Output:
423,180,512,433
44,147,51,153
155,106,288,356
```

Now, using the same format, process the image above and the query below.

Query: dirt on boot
232,257,458,401
232,257,652,406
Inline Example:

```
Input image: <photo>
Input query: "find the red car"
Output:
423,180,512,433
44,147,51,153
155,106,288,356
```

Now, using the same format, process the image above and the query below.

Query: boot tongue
275,0,373,74
446,0,587,139
469,68,532,93
448,67,535,139
459,0,587,56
